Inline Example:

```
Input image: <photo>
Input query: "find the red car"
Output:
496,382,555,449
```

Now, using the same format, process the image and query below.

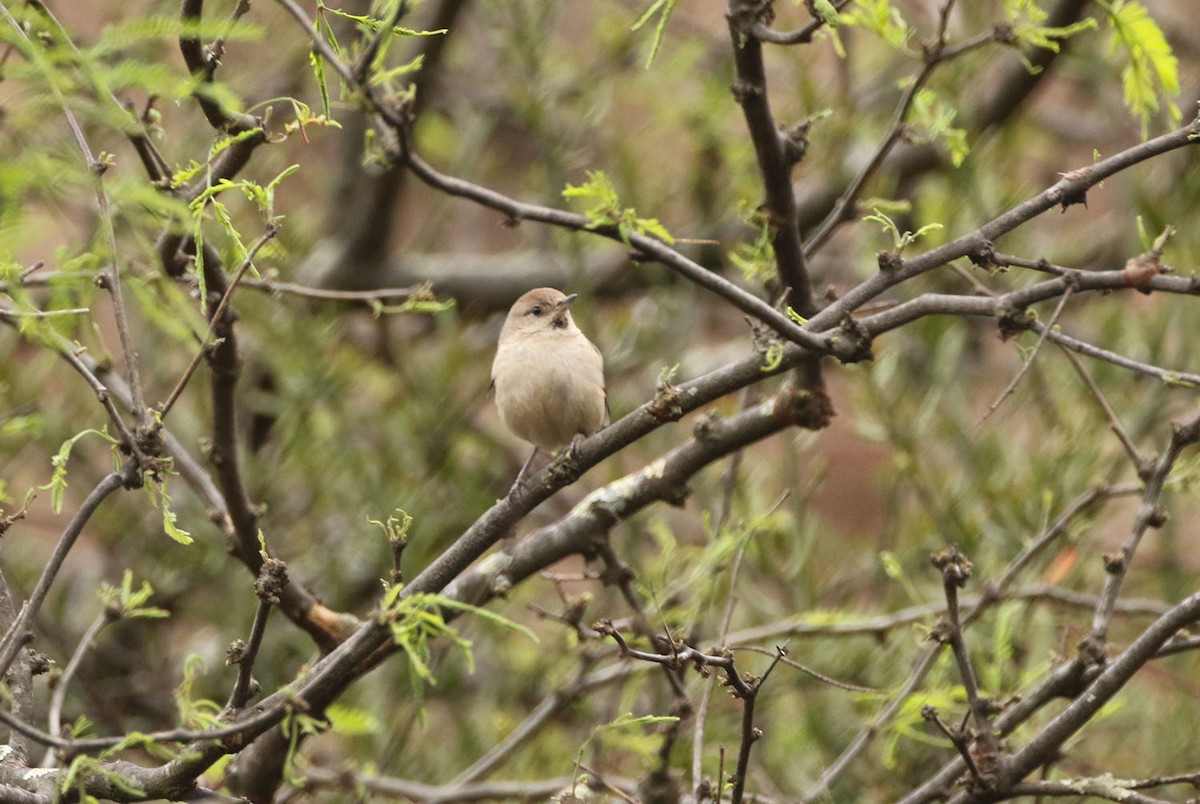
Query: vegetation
0,0,1198,801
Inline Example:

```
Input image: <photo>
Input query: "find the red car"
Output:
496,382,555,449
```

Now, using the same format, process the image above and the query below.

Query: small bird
492,288,606,485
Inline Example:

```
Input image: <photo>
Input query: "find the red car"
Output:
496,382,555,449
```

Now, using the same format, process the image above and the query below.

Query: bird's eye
529,305,544,316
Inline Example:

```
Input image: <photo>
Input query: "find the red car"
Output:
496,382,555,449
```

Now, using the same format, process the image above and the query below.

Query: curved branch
0,465,135,677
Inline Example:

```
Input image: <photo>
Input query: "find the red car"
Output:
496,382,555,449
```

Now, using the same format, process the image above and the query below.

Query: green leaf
729,200,776,283
1101,0,1180,135
631,0,678,69
174,655,222,730
326,704,382,737
908,89,969,167
1003,0,1098,68
761,341,784,372
864,207,943,251
841,0,911,52
39,428,118,514
99,570,170,619
145,474,193,545
812,0,842,27
562,170,674,244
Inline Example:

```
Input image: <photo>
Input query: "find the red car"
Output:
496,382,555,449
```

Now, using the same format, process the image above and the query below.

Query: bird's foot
548,434,586,484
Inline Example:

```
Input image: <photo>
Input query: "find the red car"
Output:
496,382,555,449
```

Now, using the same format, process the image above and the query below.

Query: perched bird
492,288,606,484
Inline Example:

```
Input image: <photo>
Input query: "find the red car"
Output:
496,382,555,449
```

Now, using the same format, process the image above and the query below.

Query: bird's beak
550,293,577,327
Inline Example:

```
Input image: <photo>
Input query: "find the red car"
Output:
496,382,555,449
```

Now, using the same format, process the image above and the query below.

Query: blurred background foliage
1,0,1199,800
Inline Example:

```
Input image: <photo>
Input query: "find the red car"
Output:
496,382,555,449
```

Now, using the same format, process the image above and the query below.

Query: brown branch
949,590,1200,803
179,0,259,134
1086,413,1200,648
930,547,1002,786
727,0,816,314
749,0,852,45
0,465,135,678
1058,346,1147,472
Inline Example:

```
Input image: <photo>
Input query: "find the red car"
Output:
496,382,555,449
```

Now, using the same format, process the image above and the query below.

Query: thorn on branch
648,375,684,422
827,314,873,363
931,545,973,588
255,557,288,605
995,299,1031,341
775,384,835,431
729,78,762,105
781,115,818,165
926,617,953,645
967,240,995,269
876,250,904,272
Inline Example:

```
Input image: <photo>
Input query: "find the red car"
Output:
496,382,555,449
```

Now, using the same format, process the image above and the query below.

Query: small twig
1057,344,1146,472
159,224,279,418
234,277,429,304
1153,633,1200,658
991,252,1073,276
693,486,763,796
226,598,272,711
922,706,985,785
353,0,411,81
749,0,852,44
43,610,114,767
19,260,45,280
1034,320,1200,388
578,763,639,804
803,0,960,258
210,0,252,62
733,645,878,693
450,658,601,785
225,555,286,710
716,745,726,804
930,546,1001,783
977,284,1075,426
729,646,785,804
0,466,134,678
1086,412,1200,648
303,764,638,802
1004,779,1171,804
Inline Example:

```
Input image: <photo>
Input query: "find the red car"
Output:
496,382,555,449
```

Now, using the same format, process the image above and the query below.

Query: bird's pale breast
492,330,606,452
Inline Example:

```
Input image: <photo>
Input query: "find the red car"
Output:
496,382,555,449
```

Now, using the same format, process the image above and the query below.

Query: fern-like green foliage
98,570,170,620
863,208,943,252
908,88,969,167
562,170,674,245
840,0,912,53
39,428,118,514
173,655,222,731
1100,0,1181,136
729,200,776,284
1003,0,1098,70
